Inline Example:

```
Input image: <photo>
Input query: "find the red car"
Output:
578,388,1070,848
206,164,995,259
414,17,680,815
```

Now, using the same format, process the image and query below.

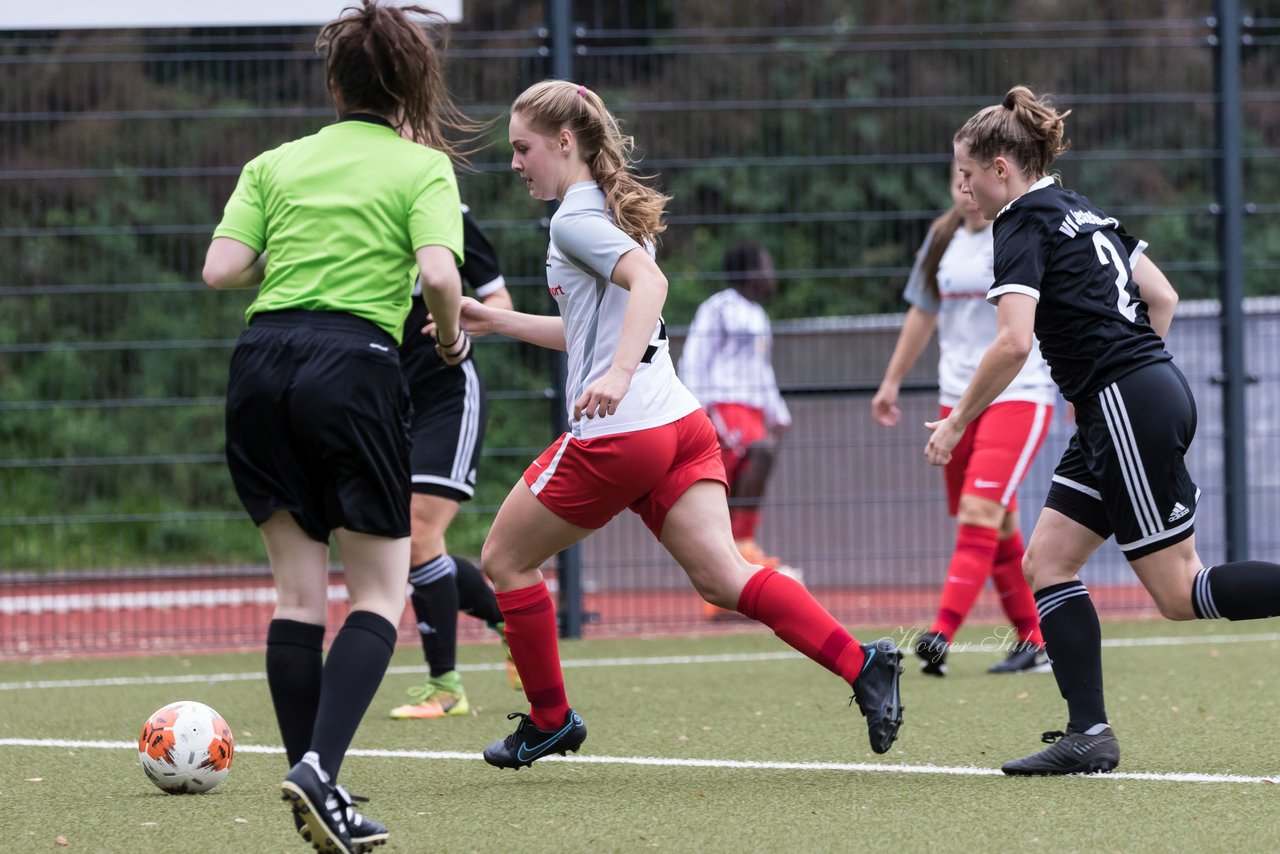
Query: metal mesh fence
3,2,1278,656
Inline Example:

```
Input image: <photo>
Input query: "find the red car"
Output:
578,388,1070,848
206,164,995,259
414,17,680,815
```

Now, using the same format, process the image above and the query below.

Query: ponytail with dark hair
316,0,482,163
954,85,1071,178
511,80,670,245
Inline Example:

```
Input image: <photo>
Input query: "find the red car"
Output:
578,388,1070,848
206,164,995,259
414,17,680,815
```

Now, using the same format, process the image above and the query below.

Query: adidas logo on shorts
1167,502,1190,523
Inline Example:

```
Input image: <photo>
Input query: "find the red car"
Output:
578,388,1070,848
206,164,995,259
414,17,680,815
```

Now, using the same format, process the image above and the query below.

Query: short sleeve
408,162,464,266
550,208,640,280
988,211,1047,305
212,159,266,252
460,207,505,296
902,229,940,314
1113,222,1149,270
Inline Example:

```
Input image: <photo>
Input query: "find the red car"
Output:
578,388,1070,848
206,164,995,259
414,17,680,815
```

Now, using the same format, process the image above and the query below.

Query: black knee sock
309,610,397,781
1035,581,1108,733
454,555,503,626
1192,562,1280,620
265,619,325,768
409,554,459,677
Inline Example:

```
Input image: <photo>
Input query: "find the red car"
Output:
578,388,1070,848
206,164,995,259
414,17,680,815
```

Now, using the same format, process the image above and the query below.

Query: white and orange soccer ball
138,700,234,794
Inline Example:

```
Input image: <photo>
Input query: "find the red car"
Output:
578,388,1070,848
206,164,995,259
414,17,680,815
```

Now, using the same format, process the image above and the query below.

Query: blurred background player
679,241,794,596
203,1,473,847
873,162,1055,677
390,205,522,720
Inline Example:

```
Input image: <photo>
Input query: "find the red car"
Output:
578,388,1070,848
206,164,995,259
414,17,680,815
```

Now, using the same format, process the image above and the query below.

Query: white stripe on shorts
450,360,482,486
529,434,573,496
1001,402,1050,508
1100,383,1162,538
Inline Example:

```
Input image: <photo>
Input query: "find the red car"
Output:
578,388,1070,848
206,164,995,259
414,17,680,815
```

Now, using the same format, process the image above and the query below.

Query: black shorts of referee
225,309,411,542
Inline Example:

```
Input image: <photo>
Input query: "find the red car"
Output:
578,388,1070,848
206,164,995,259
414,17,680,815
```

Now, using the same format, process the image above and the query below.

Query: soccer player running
455,79,904,768
390,205,524,721
928,84,1280,775
873,162,1055,677
203,2,472,849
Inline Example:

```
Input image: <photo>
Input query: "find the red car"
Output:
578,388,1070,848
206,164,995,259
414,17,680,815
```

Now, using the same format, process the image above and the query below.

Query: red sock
737,568,866,682
730,508,761,542
991,531,1044,646
930,524,1000,639
495,582,568,730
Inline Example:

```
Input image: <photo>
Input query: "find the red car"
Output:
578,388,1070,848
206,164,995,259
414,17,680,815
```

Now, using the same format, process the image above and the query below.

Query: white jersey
904,222,1056,407
547,182,701,439
678,288,791,428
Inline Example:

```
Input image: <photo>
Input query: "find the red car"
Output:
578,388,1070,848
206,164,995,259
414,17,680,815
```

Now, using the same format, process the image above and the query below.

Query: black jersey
400,205,505,380
988,178,1171,402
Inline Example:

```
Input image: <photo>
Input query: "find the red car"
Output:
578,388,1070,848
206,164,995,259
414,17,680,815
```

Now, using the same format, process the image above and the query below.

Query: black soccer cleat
1001,725,1121,776
913,630,948,677
282,753,354,854
483,708,587,769
850,638,905,754
290,787,387,853
987,640,1052,675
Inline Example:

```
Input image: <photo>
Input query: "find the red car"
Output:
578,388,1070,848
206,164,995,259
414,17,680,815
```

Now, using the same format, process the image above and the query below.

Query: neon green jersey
213,118,463,343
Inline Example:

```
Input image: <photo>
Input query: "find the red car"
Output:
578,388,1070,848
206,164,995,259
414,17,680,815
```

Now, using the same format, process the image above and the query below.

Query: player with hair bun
932,84,1280,775
457,79,906,769
874,161,1054,678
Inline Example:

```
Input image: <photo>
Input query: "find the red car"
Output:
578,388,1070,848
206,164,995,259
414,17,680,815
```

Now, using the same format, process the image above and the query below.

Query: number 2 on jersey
1092,230,1138,322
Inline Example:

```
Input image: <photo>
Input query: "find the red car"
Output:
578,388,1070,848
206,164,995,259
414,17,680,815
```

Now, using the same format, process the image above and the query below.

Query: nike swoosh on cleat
515,718,579,763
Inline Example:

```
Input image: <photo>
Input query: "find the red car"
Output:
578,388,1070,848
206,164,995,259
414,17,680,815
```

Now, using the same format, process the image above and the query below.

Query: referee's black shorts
224,310,411,543
1046,360,1199,560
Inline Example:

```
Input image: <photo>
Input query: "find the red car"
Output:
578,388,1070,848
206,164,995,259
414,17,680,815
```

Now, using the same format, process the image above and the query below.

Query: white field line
2,632,1278,693
0,585,349,614
1,738,1274,785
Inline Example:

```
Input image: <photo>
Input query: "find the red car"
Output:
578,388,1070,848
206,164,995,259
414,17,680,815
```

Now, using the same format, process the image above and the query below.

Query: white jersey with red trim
904,222,1055,407
547,181,700,439
678,288,791,428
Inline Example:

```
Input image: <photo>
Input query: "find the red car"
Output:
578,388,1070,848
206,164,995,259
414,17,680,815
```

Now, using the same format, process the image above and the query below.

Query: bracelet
438,330,468,354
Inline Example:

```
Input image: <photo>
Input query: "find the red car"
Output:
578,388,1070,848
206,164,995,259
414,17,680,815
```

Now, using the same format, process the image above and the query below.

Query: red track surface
0,574,1159,661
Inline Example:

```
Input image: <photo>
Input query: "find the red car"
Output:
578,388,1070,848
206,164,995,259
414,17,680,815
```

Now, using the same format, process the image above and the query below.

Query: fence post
545,0,585,639
1213,0,1249,561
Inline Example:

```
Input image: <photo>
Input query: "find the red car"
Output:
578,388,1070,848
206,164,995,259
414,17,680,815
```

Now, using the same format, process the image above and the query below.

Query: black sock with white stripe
1192,562,1280,620
455,555,504,625
409,554,460,677
1035,580,1108,733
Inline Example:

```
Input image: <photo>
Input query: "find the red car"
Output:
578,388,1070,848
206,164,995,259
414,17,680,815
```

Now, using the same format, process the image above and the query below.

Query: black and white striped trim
1192,566,1221,619
410,360,482,497
1099,383,1162,539
409,554,457,587
1036,581,1091,620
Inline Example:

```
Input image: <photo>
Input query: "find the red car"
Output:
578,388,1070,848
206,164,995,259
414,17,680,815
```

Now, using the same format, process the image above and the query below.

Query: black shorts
224,310,411,542
1045,360,1199,560
403,349,487,502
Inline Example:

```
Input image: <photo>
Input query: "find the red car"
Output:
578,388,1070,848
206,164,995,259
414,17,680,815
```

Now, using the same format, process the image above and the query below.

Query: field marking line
3,632,1279,692
1,737,1274,786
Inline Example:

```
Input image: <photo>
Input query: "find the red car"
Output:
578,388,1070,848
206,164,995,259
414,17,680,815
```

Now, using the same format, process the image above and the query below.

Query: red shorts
522,410,728,538
706,402,768,483
941,400,1052,516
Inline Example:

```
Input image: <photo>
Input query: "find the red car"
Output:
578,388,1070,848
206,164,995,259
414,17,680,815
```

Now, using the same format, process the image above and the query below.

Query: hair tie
1002,92,1017,109
577,85,588,98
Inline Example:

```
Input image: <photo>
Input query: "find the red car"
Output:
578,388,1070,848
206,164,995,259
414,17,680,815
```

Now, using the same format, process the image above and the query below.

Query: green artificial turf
2,620,1279,852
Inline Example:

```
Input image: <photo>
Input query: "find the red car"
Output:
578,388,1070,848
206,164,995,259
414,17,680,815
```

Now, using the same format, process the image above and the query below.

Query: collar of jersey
564,181,600,199
995,175,1057,221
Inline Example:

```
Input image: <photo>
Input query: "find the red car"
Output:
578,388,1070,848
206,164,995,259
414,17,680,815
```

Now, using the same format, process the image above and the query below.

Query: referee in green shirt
202,3,475,850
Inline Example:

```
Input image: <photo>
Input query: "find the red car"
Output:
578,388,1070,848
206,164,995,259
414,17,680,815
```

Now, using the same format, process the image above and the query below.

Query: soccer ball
138,701,234,794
